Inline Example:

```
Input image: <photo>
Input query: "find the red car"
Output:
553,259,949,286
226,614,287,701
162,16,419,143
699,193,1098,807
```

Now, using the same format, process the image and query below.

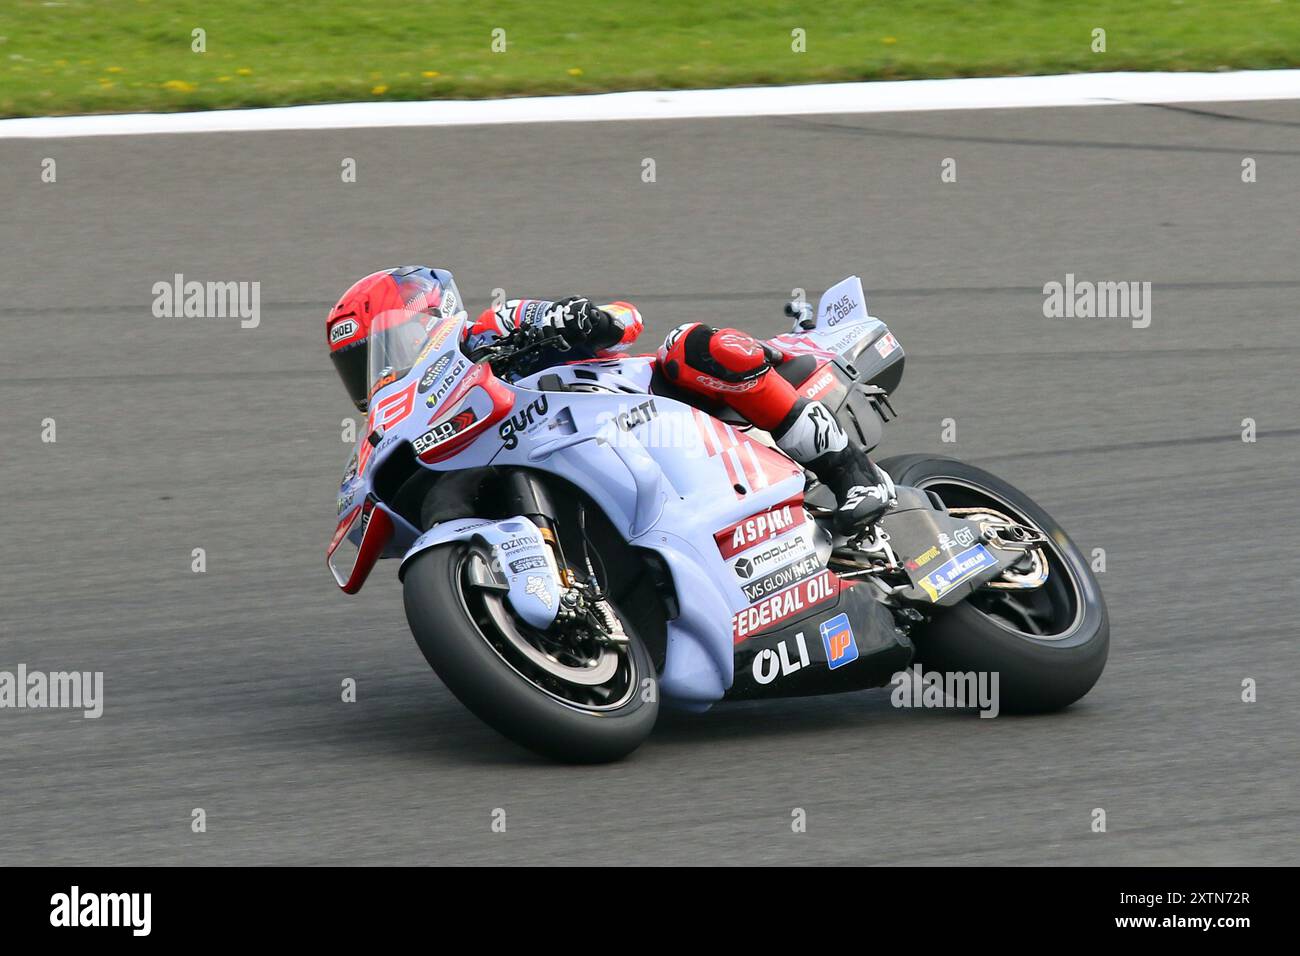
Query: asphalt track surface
2,100,1299,866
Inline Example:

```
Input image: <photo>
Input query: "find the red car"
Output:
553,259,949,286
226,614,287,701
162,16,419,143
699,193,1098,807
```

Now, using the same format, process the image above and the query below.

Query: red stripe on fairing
734,444,760,490
340,505,394,595
694,409,720,457
742,441,769,489
418,367,517,463
749,437,802,486
721,447,744,493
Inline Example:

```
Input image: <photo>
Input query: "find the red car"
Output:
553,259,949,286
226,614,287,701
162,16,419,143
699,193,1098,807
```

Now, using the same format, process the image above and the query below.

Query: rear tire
878,454,1109,713
404,542,658,762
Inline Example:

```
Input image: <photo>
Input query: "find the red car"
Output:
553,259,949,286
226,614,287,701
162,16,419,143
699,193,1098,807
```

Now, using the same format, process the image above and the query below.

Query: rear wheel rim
915,476,1084,642
455,547,639,711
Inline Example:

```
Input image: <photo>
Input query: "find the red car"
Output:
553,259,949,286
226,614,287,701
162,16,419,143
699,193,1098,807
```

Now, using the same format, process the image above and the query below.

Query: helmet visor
366,308,436,400
366,273,466,403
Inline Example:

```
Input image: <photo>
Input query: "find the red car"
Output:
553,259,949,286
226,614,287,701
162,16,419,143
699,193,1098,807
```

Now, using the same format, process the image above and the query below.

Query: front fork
499,471,622,642
498,470,572,586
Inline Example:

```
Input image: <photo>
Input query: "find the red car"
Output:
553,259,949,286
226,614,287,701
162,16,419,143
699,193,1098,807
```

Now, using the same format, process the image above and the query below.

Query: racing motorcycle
328,277,1108,762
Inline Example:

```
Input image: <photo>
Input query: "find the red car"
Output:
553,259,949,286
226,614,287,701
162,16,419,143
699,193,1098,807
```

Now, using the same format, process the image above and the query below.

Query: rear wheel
878,455,1109,713
403,540,658,762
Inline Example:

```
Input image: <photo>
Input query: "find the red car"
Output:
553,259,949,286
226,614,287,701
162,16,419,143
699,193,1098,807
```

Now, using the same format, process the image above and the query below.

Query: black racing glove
540,296,616,349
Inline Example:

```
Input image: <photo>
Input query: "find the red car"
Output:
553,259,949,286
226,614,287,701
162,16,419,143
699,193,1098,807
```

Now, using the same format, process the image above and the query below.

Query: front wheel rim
455,548,640,711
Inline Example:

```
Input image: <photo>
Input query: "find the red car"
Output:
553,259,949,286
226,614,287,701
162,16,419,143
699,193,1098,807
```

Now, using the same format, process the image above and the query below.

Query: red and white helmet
326,266,462,410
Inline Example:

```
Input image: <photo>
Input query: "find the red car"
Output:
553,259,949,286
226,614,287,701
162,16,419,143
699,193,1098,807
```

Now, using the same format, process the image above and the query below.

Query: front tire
403,541,659,762
878,454,1109,713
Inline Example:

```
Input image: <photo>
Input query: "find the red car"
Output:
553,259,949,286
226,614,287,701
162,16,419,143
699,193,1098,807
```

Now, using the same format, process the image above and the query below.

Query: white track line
2,70,1298,138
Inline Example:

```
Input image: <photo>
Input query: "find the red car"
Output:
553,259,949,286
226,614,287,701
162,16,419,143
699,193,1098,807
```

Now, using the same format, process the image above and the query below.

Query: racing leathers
465,296,894,532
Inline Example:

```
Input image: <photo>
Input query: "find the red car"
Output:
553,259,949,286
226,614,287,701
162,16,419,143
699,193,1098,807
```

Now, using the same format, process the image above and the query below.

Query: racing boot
773,398,895,534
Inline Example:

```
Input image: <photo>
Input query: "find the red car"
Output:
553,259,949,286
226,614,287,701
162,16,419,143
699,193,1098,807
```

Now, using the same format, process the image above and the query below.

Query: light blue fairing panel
480,361,808,706
398,516,561,631
641,532,740,708
394,364,808,704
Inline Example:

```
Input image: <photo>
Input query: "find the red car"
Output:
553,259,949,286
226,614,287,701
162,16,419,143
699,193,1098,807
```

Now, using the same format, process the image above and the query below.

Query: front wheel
878,455,1109,713
403,541,658,763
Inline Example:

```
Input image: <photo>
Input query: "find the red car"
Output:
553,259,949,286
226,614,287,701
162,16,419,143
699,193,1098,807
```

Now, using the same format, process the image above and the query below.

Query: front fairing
331,316,461,582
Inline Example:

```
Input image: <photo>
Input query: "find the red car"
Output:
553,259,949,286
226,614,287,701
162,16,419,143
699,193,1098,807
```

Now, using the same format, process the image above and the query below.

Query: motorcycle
327,276,1109,762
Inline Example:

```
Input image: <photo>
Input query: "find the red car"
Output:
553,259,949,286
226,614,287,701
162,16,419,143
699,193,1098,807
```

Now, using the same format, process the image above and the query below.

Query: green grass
2,0,1298,117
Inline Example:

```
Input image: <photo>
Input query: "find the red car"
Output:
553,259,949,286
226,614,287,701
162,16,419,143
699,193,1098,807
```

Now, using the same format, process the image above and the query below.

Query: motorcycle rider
327,265,895,532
